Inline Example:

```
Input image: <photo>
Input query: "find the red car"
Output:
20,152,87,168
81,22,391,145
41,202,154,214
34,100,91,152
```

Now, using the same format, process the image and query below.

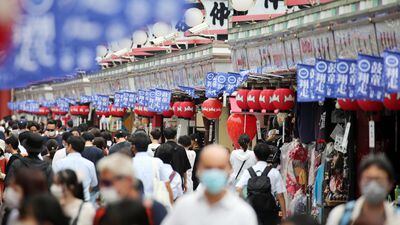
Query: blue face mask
200,169,228,195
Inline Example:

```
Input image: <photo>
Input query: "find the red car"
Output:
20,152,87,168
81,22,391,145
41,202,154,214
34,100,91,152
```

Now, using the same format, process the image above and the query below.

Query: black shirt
109,141,132,155
5,153,21,174
160,141,191,178
82,146,104,167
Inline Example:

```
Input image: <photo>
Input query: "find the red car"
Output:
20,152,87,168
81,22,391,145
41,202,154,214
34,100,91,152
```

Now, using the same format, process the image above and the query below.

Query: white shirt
52,148,67,163
326,197,400,225
132,152,169,197
230,149,257,184
161,189,258,225
185,149,196,192
163,164,183,200
52,152,98,201
147,143,160,157
63,199,95,225
236,161,286,196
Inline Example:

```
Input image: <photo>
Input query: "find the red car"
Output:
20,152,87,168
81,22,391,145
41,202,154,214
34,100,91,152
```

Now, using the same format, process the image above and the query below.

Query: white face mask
107,141,112,148
100,187,120,204
4,187,22,209
50,184,64,200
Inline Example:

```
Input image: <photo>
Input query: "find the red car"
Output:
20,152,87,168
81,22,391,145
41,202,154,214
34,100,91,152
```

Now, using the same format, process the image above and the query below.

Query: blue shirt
52,152,98,201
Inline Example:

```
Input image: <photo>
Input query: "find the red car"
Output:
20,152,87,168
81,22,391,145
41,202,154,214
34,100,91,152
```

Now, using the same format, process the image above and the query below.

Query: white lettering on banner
270,94,279,103
184,106,193,112
357,72,369,96
247,95,256,102
256,120,261,140
369,121,375,149
387,67,399,90
284,95,294,102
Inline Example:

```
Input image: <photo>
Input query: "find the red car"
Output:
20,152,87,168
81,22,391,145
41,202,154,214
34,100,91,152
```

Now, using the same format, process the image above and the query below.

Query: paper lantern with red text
180,101,196,119
78,105,90,116
51,107,67,115
271,88,295,111
70,106,80,115
259,89,275,111
202,98,222,119
247,90,262,111
236,89,249,110
37,107,50,116
227,114,257,149
338,99,360,111
142,107,156,118
384,93,400,110
357,100,384,112
173,102,182,117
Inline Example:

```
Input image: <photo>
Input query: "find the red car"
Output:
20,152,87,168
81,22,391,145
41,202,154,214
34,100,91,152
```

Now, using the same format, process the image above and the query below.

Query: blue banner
225,72,248,95
205,72,227,98
314,59,335,97
96,95,110,112
0,0,185,89
114,92,123,108
137,90,146,106
297,64,325,102
121,91,136,108
178,86,199,99
383,50,400,93
153,89,172,112
148,89,157,112
56,98,70,112
355,54,385,101
80,95,92,104
335,59,357,99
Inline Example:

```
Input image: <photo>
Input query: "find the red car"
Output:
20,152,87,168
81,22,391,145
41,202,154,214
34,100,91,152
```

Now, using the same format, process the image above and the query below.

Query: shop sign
296,64,324,102
335,59,357,99
355,54,385,101
202,0,231,34
383,50,400,93
299,31,336,65
314,59,335,98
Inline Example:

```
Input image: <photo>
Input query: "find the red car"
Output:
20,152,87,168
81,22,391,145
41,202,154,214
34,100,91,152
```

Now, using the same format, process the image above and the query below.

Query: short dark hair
62,131,73,142
163,128,177,140
150,129,161,140
131,133,150,152
238,134,250,150
283,215,320,225
100,131,113,141
78,123,88,132
18,120,27,130
178,135,191,148
18,130,30,143
115,130,128,139
70,127,81,135
89,128,101,137
93,137,107,150
155,144,174,164
359,153,395,182
55,119,63,129
27,121,40,131
47,120,56,126
67,136,85,153
253,143,272,162
81,132,95,142
67,120,74,128
5,135,19,149
100,199,150,225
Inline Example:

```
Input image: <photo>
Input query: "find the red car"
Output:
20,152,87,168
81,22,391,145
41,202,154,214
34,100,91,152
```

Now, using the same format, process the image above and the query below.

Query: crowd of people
0,119,397,225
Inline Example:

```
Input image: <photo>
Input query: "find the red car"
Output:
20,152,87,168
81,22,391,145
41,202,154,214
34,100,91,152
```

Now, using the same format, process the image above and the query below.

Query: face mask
199,169,228,195
361,180,388,205
48,131,56,137
100,187,120,204
4,187,22,209
107,141,112,147
50,184,63,199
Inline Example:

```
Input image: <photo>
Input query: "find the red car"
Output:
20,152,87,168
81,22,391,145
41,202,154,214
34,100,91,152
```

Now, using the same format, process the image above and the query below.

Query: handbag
152,160,171,209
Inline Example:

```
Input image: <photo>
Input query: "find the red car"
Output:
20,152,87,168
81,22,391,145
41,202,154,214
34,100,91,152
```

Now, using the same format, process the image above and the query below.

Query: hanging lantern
134,104,143,116
51,107,67,115
384,93,400,110
236,89,249,110
226,114,257,149
173,102,182,117
70,105,80,116
161,103,174,118
338,99,360,111
78,105,90,116
357,100,384,112
96,110,110,117
231,0,255,11
37,107,50,116
141,106,156,118
271,88,295,111
259,89,275,111
110,105,126,117
247,89,262,111
202,98,222,119
180,101,196,119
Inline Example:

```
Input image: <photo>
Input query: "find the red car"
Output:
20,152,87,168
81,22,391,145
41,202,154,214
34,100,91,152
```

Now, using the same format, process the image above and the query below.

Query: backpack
246,166,279,224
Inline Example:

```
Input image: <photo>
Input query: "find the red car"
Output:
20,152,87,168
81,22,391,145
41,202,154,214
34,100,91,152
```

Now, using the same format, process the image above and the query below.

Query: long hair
56,169,84,200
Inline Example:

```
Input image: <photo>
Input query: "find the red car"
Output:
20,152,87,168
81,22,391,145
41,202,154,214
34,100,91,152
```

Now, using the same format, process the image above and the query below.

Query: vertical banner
297,64,324,102
335,59,357,99
383,50,400,93
315,59,336,98
155,89,172,112
147,89,157,112
96,95,110,112
355,54,385,101
137,90,146,106
114,92,123,108
205,72,226,98
225,72,248,95
178,86,199,98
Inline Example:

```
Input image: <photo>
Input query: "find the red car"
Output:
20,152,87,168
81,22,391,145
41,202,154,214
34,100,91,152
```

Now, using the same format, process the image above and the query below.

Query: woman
93,137,108,156
178,135,196,192
51,169,95,225
43,139,59,164
230,134,257,186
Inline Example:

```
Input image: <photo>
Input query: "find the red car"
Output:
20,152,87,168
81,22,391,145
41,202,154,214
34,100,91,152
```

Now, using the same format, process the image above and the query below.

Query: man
52,131,72,163
147,129,161,156
17,120,28,133
17,130,29,156
27,121,40,133
89,128,102,137
162,144,258,225
43,120,63,148
236,143,286,225
66,120,74,132
4,135,21,174
326,154,400,225
157,128,191,190
97,153,168,225
6,132,53,186
109,130,131,155
81,132,104,166
130,132,173,205
52,136,98,201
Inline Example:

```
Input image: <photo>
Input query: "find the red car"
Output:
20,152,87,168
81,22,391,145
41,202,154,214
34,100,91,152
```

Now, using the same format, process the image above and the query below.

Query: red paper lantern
180,101,196,119
259,89,275,111
247,90,262,111
173,102,182,117
357,100,384,112
227,114,257,149
78,105,90,116
51,107,67,116
236,89,249,110
271,88,295,111
70,106,80,115
37,107,50,116
384,93,400,110
338,99,360,111
110,105,126,117
161,103,174,118
142,107,156,118
202,98,222,119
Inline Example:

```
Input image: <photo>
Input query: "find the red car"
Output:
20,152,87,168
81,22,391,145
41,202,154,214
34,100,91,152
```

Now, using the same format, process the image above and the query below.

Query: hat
22,132,45,154
0,140,5,151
